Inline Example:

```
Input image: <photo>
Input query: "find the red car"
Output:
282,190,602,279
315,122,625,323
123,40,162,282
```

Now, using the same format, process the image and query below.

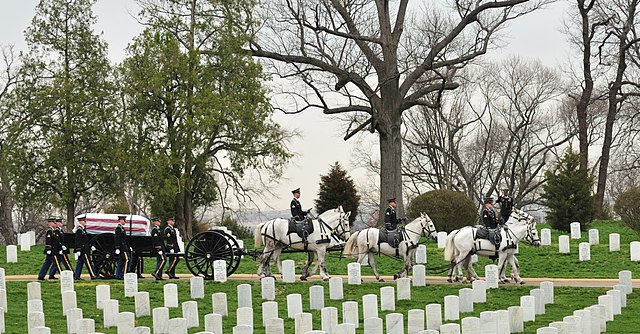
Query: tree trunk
378,106,404,224
0,177,15,245
595,84,621,218
183,189,193,240
576,0,594,172
66,201,76,231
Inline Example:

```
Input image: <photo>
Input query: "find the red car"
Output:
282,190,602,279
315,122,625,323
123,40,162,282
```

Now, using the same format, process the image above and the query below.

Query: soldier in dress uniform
384,198,404,231
49,218,72,278
496,188,514,224
164,217,180,279
114,215,129,279
73,215,98,280
481,197,499,229
38,218,62,280
290,188,309,221
150,217,165,280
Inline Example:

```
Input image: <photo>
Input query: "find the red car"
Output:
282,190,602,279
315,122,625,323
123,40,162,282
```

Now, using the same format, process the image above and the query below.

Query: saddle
288,218,314,240
378,227,404,248
475,226,502,248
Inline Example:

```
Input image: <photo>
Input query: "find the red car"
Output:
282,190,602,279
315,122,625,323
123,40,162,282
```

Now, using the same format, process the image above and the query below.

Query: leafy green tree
406,189,477,233
614,187,640,234
119,0,291,238
541,150,594,232
11,0,118,229
315,162,360,225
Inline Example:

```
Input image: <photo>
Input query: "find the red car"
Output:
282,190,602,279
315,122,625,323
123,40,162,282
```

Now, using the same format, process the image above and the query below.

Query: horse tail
254,222,264,248
444,229,459,261
343,230,361,258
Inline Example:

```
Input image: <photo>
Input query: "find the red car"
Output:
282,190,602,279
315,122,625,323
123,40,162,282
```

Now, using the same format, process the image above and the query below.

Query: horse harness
373,220,435,257
261,216,339,251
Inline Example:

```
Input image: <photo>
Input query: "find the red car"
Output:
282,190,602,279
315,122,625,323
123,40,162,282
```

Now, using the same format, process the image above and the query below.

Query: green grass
2,279,639,333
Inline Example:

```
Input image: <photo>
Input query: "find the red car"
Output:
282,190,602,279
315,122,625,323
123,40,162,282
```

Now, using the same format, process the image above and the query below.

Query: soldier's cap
151,217,160,222
77,215,86,221
117,215,127,220
484,197,494,204
292,188,300,194
166,216,175,222
387,197,396,203
47,217,57,223
55,218,63,223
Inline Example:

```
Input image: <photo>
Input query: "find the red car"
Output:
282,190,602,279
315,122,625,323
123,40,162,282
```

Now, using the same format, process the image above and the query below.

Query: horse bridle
404,217,437,239
328,211,350,240
507,214,540,244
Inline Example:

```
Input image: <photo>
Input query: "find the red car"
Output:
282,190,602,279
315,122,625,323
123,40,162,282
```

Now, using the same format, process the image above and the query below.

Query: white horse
444,208,540,284
343,213,438,281
254,206,351,281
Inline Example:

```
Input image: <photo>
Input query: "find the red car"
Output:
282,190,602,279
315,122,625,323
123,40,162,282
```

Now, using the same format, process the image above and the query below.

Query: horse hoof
447,278,453,283
378,278,385,282
519,281,525,285
300,276,307,281
393,274,398,280
323,277,330,282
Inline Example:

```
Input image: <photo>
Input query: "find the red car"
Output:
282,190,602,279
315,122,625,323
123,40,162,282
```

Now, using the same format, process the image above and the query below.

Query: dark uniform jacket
384,206,399,230
114,224,128,250
482,207,498,229
164,225,180,252
55,227,69,254
290,198,306,220
151,226,164,252
74,226,89,253
496,195,514,217
44,227,57,254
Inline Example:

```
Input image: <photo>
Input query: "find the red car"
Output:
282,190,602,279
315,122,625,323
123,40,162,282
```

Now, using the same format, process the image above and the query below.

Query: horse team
254,206,541,283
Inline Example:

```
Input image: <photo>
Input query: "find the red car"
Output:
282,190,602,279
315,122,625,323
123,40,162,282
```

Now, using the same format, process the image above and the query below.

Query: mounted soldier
290,188,311,221
288,188,314,249
496,188,514,225
379,197,409,257
481,197,499,229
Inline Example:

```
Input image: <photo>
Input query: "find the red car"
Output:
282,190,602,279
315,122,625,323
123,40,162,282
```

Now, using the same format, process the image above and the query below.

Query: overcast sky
1,0,572,212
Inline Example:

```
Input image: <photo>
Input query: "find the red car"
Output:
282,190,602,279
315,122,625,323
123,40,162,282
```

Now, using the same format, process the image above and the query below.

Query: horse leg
467,256,480,281
257,250,267,279
368,250,384,282
498,253,509,283
300,252,314,281
316,248,330,281
461,256,472,284
510,255,524,284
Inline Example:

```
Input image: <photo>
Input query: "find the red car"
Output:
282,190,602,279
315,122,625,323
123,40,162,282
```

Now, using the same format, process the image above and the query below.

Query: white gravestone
397,277,411,300
66,307,82,334
425,303,442,331
205,313,223,334
548,321,568,334
437,232,448,248
20,234,31,251
28,231,36,246
584,306,600,334
472,280,487,303
76,318,95,334
444,295,460,321
236,307,253,327
541,229,551,246
212,292,228,316
0,307,4,333
540,281,554,304
408,309,425,334
479,311,497,334
329,277,343,300
588,229,599,245
103,299,119,328
124,273,138,297
96,284,110,309
0,289,5,313
558,236,570,254
152,307,169,334
116,311,135,334
614,284,628,307
167,318,187,334
182,301,200,328
265,317,284,334
618,270,633,294
579,242,591,261
347,262,361,285
294,312,312,334
213,260,227,282
190,276,205,299
461,316,480,334
363,317,383,334
310,285,325,310
362,294,378,320
459,288,474,313
415,245,427,263
262,277,276,300
232,325,253,334
413,265,426,287
485,265,499,289
597,295,613,321
282,259,296,283
380,286,395,311
386,313,404,334
594,304,607,332
520,296,535,322
606,289,622,315
321,307,338,334
32,327,50,334
573,309,591,334
60,270,74,293
563,315,582,333
28,299,43,314
27,311,45,334
508,306,524,333
471,254,479,264
134,327,151,334
135,292,151,317
342,301,359,328
287,293,303,319
27,282,41,301
609,233,620,252
262,301,279,326
530,289,545,315
570,222,581,239
631,241,640,261
6,245,17,263
163,284,178,308
536,327,559,334
336,323,356,334
237,284,253,309
495,310,510,334
61,290,77,316
440,323,461,334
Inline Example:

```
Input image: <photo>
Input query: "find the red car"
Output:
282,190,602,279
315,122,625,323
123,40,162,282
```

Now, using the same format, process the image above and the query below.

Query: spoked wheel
185,230,241,279
89,234,117,278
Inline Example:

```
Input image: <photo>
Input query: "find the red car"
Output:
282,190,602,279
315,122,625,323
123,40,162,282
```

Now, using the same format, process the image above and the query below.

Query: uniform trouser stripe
84,253,95,277
168,256,179,272
62,254,72,269
53,255,61,272
155,254,165,275
124,251,129,273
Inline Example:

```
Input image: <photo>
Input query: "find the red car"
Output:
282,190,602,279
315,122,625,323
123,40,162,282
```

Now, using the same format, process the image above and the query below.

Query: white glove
170,249,175,254
46,250,51,255
115,249,120,255
91,246,96,251
158,250,163,255
58,250,63,255
75,252,80,257
130,247,133,252
61,245,67,251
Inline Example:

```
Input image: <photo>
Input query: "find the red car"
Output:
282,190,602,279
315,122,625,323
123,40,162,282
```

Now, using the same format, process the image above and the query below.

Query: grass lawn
2,279,640,333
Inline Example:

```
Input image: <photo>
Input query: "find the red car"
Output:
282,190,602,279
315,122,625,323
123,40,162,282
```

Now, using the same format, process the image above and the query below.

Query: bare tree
249,0,550,220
